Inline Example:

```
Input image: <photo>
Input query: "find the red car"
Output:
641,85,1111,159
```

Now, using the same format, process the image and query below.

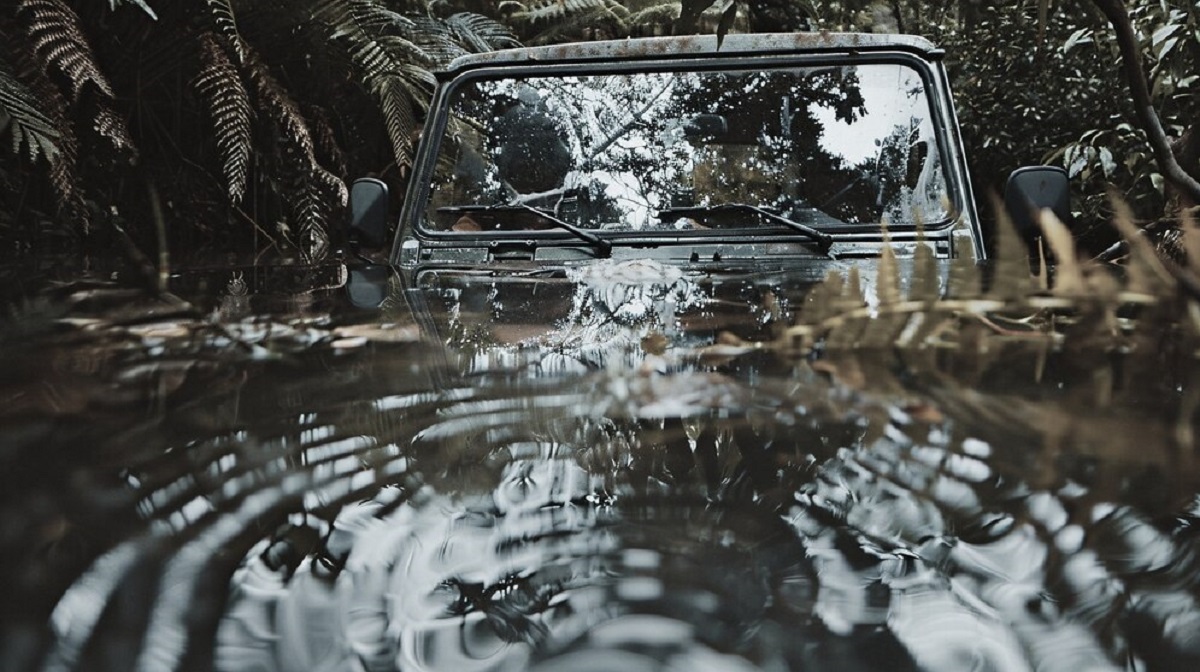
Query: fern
947,237,982,298
304,104,348,180
91,105,136,159
443,12,520,52
627,3,682,36
193,32,252,203
512,0,612,26
204,0,246,64
244,47,345,260
987,194,1038,300
1,32,84,232
19,0,115,102
408,16,471,65
512,1,632,44
26,60,85,231
385,0,434,15
314,0,437,168
294,181,331,262
322,0,419,39
0,55,60,161
107,0,158,20
373,68,429,167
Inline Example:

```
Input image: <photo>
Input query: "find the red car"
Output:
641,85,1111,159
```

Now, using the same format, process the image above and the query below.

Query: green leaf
1062,28,1091,53
1157,36,1180,60
1099,146,1116,178
1151,23,1179,47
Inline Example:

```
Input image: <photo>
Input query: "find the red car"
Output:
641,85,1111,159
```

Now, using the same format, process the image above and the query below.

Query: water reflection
2,270,1200,672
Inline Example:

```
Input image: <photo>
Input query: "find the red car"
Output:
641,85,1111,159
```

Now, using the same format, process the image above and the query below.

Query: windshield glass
424,61,950,234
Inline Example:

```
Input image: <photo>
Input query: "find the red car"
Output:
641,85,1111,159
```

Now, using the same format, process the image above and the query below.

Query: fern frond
313,0,437,168
376,76,421,165
383,0,433,17
46,137,78,210
247,55,346,201
244,47,345,254
107,0,158,20
408,16,471,66
347,33,432,79
193,33,252,203
512,0,612,26
513,1,632,43
444,13,521,52
204,0,246,64
407,12,520,67
317,0,418,39
303,103,348,178
628,3,681,35
0,56,60,161
294,182,331,262
20,0,115,102
91,106,136,159
28,63,85,231
497,2,526,17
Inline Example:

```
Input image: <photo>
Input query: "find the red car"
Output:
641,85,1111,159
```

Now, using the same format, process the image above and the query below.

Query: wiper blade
438,203,612,257
657,204,833,254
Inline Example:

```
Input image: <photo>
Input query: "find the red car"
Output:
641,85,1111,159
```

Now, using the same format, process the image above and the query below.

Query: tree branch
1092,0,1200,206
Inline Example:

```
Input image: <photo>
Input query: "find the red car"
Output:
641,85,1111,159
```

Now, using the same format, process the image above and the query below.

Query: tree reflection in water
2,258,1200,672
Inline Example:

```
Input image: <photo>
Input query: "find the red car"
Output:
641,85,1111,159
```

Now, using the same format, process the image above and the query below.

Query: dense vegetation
0,0,1196,263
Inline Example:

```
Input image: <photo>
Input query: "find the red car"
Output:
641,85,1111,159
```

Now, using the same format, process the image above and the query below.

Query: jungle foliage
0,0,1196,263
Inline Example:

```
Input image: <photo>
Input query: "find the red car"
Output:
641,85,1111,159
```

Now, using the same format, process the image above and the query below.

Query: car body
382,32,984,269
345,32,1066,353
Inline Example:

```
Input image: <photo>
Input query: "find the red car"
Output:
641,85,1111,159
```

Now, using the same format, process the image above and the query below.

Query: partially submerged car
346,32,1068,348
21,34,1164,672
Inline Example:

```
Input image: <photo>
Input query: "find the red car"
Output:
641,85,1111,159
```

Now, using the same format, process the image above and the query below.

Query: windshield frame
394,49,973,261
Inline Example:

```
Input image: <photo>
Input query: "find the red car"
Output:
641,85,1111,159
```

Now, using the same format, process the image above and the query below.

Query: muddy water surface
3,260,1200,672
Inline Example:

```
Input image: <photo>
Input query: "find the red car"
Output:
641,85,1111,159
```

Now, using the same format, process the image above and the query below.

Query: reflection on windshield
427,63,949,233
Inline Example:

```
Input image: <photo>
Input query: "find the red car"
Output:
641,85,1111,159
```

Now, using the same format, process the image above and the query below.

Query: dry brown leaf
1037,208,1084,295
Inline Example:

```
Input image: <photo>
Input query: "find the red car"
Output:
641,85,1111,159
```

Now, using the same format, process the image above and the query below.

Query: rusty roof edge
443,32,941,73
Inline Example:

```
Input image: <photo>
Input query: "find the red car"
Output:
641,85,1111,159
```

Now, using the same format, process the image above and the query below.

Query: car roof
444,32,941,73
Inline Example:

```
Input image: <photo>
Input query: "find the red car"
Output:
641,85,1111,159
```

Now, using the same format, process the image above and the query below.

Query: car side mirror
349,177,389,249
346,263,389,309
1004,166,1071,241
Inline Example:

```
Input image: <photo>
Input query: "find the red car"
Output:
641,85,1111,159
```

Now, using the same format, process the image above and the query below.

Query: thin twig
146,180,169,295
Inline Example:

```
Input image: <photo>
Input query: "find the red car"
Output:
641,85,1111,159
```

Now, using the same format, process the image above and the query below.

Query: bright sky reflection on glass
427,63,949,233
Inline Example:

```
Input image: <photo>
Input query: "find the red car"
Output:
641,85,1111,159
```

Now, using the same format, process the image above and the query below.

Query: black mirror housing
349,178,390,249
346,263,389,309
1004,166,1071,240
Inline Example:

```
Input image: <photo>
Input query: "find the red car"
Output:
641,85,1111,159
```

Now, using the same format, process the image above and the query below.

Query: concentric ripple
5,295,1200,672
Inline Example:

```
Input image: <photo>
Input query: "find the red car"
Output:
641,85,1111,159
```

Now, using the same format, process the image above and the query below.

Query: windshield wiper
438,203,612,257
657,204,833,254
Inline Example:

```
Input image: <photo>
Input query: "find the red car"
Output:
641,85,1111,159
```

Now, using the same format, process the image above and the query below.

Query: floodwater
3,256,1200,672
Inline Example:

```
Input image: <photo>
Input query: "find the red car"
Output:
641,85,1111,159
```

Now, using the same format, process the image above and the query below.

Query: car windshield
424,61,950,234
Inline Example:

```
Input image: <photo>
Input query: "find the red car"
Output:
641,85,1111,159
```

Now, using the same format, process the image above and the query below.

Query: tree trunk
1092,0,1200,208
